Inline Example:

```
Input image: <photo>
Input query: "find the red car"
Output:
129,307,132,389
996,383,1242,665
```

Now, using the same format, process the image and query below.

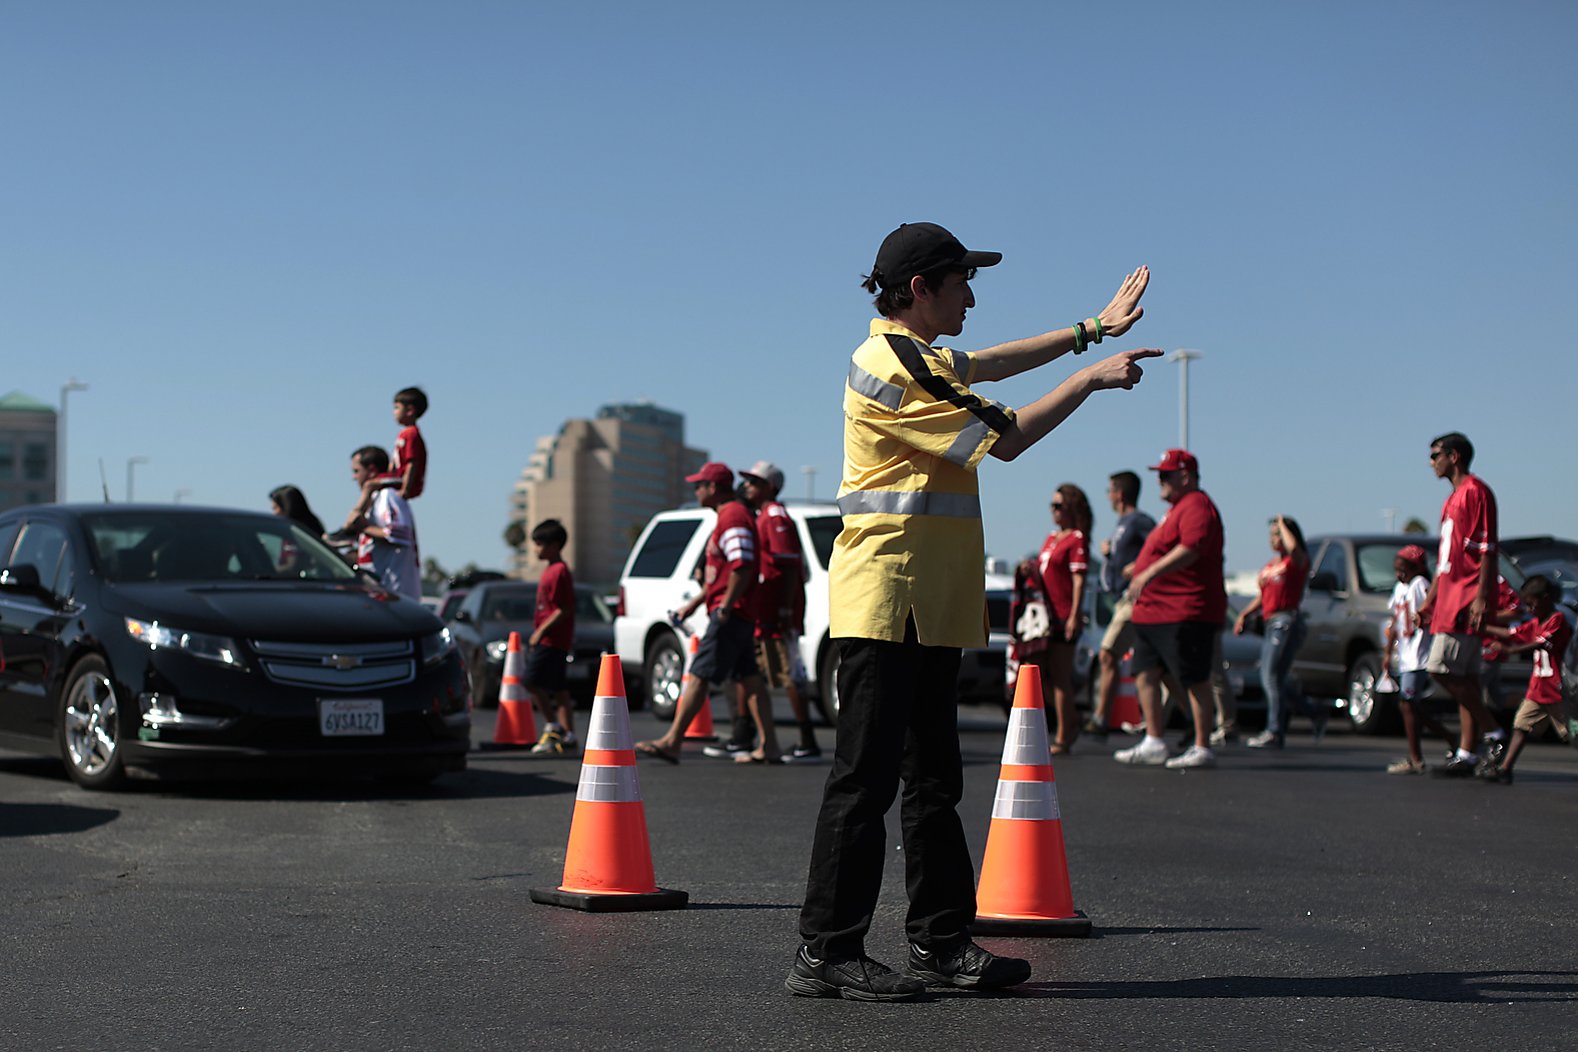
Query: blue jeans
1261,612,1313,737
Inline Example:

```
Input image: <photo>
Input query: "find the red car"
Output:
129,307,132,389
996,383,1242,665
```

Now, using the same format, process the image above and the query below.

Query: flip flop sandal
635,741,680,765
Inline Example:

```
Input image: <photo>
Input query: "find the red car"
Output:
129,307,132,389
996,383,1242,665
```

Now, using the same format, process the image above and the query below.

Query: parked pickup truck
1292,533,1530,734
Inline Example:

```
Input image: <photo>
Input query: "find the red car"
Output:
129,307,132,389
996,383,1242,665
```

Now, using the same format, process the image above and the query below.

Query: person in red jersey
740,461,821,762
1115,448,1226,770
1027,482,1091,753
1238,515,1326,749
525,519,578,755
1416,431,1506,778
1477,575,1573,784
636,462,782,765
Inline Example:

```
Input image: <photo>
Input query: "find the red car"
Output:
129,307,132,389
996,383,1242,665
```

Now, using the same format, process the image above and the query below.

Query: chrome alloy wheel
64,669,119,777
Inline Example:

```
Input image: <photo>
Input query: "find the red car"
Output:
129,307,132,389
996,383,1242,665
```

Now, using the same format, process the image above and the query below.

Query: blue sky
4,1,1574,581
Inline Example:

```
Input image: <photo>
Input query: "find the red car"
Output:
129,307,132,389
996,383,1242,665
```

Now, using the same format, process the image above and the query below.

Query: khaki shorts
754,635,799,689
1101,595,1136,653
1426,632,1481,678
1513,697,1572,741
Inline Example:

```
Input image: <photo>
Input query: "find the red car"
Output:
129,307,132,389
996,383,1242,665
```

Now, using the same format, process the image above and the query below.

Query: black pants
798,621,973,959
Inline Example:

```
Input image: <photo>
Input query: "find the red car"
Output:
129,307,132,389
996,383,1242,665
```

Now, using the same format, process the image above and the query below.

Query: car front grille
250,639,416,691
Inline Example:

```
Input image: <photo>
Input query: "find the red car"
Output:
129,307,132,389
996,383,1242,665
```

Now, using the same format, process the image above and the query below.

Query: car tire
815,644,841,726
58,655,127,791
645,631,685,722
1345,651,1395,735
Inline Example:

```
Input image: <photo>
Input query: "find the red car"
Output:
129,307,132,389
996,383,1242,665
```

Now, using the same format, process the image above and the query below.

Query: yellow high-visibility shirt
829,319,1015,648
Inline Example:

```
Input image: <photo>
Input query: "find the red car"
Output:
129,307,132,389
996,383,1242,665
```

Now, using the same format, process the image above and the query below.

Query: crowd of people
1012,432,1572,781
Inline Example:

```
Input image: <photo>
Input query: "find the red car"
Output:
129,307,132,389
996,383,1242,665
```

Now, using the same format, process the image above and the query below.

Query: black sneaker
1479,765,1513,785
906,940,1031,990
1431,755,1478,778
785,946,926,1002
786,744,823,763
1480,735,1508,772
701,739,750,759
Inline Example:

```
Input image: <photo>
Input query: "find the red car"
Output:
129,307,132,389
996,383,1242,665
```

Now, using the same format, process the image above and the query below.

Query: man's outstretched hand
1096,265,1149,338
1084,347,1164,391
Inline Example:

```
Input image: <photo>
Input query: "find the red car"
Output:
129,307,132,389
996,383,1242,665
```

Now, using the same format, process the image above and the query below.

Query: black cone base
529,887,689,912
971,910,1092,938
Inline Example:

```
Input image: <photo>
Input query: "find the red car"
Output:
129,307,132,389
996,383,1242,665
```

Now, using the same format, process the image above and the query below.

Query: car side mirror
1308,571,1338,593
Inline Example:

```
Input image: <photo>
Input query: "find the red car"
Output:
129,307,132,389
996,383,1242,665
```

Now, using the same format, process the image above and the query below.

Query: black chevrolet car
0,504,470,789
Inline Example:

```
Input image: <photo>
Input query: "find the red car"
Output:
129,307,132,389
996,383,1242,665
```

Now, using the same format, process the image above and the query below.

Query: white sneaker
1114,738,1169,765
1165,744,1217,770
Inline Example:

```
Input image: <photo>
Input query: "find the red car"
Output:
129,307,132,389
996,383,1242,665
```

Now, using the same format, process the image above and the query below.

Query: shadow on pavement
138,765,576,803
0,802,120,838
1092,926,1259,938
1018,969,1578,1003
686,901,801,911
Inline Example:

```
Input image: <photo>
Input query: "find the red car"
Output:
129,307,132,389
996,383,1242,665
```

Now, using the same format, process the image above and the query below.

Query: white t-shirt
1388,576,1431,672
358,488,422,600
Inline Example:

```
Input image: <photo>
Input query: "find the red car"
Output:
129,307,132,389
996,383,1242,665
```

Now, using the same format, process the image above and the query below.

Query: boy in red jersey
526,519,578,755
1477,575,1572,784
1416,432,1506,778
636,462,782,765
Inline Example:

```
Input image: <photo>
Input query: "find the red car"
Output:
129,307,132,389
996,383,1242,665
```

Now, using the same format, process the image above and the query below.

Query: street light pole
57,378,88,503
126,456,148,502
1168,349,1203,449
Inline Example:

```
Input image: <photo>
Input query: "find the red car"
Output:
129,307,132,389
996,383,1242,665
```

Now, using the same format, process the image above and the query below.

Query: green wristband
1092,316,1104,343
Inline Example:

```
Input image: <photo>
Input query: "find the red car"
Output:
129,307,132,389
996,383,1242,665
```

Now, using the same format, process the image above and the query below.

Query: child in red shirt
1478,575,1572,784
526,519,578,755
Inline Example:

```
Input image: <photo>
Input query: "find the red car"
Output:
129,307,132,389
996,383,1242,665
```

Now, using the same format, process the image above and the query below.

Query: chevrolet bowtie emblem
322,654,362,670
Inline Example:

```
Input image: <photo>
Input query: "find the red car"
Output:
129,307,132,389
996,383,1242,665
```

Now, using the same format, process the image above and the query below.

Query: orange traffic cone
490,631,538,747
973,663,1092,937
1108,648,1143,732
681,633,717,741
530,655,688,912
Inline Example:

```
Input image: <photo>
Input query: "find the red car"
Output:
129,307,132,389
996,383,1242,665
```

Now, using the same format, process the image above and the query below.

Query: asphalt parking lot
4,706,1577,1051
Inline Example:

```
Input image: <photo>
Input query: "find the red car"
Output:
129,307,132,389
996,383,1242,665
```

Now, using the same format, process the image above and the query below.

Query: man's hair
531,518,568,547
1431,431,1474,468
394,387,429,418
353,445,390,473
1057,483,1094,535
1109,471,1141,506
861,264,975,317
1519,574,1555,604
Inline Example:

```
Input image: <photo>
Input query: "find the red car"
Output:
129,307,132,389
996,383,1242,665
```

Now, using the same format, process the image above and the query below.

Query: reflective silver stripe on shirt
584,697,633,752
943,416,991,467
847,362,904,410
836,490,981,518
577,764,642,803
1000,707,1051,766
991,780,1060,821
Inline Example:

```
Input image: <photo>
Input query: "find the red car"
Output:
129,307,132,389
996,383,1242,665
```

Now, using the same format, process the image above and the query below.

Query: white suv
614,502,843,721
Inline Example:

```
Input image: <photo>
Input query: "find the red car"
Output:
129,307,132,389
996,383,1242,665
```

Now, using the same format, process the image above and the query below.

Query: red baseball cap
1397,544,1428,565
1149,448,1199,474
685,462,733,487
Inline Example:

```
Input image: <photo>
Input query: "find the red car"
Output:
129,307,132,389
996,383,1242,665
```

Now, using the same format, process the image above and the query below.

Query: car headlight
484,638,508,662
124,618,244,670
420,627,458,666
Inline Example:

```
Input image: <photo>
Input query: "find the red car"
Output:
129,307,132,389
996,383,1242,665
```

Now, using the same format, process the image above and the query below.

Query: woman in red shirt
1027,483,1092,754
1234,515,1323,748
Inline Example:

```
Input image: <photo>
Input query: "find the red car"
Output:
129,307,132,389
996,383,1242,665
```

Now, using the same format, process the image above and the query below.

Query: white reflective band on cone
577,765,642,803
499,679,527,702
991,780,1060,821
503,649,525,676
584,697,633,752
1001,708,1051,765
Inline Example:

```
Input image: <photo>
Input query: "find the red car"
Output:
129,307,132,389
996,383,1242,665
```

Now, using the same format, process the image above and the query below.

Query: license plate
319,699,385,736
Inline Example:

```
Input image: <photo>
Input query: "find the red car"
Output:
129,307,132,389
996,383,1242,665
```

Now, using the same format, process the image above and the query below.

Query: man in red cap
789,220,1159,1002
1115,448,1227,770
635,462,783,764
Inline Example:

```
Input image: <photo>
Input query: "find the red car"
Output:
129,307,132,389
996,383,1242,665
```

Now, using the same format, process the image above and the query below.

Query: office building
0,391,57,511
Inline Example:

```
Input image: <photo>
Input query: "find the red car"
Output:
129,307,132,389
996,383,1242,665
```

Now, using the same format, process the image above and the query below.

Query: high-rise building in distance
0,391,58,511
508,402,707,583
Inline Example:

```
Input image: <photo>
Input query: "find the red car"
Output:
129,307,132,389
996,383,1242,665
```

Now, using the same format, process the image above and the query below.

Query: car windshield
482,589,537,621
84,511,359,583
1355,542,1437,594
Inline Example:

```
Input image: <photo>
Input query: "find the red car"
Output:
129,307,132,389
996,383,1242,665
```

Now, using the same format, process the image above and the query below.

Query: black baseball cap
871,222,1002,289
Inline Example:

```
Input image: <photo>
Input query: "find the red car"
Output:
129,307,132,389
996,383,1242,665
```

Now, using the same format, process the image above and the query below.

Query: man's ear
909,274,930,302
